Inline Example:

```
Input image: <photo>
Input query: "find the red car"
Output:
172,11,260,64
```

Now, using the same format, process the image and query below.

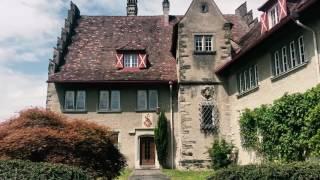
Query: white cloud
0,67,46,121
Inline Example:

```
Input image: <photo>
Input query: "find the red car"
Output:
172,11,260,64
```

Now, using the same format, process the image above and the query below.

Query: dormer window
115,51,148,69
268,5,279,29
124,54,138,68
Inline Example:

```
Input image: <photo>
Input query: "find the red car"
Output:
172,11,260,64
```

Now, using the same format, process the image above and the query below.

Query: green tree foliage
0,108,126,179
208,162,320,180
154,112,168,167
0,160,91,179
240,85,320,162
209,139,235,169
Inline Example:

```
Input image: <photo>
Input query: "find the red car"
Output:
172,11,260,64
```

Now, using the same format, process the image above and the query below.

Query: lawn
162,169,213,180
116,169,132,180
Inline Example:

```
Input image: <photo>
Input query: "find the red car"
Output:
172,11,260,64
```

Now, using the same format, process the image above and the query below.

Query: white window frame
298,36,306,63
194,35,213,52
268,5,279,29
290,41,297,68
282,46,288,72
274,51,281,76
124,54,138,68
237,65,259,94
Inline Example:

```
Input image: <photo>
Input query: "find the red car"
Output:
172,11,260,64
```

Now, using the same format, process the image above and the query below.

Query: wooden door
140,137,155,166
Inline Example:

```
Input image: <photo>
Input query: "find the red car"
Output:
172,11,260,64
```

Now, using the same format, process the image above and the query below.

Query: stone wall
176,0,233,169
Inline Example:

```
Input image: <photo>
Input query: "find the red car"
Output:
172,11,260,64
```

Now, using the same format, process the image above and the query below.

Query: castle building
47,0,320,169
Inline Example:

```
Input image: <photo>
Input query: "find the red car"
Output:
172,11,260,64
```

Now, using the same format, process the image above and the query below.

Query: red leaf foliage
0,108,126,179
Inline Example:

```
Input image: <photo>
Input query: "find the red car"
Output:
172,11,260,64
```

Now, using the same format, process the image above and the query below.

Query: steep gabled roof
48,2,251,83
48,16,181,83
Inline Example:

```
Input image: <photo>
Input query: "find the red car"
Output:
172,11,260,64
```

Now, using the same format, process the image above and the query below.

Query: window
194,35,213,52
298,36,306,63
290,41,297,67
64,90,86,111
200,3,208,13
200,102,215,131
98,90,121,112
124,54,138,68
272,36,307,77
110,132,119,148
282,47,288,72
137,90,158,111
237,65,258,94
268,5,279,28
195,35,203,51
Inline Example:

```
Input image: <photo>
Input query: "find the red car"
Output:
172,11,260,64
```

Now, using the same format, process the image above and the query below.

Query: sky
0,0,263,121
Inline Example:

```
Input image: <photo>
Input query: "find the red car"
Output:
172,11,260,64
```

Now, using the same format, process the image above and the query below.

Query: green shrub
209,139,236,169
0,159,91,179
239,85,320,162
208,162,320,180
154,112,168,167
0,108,126,179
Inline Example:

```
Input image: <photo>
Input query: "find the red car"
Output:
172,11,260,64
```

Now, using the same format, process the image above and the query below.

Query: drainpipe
169,81,174,169
294,19,320,82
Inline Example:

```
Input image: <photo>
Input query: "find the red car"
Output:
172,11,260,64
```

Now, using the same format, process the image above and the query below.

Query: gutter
294,19,320,82
169,81,174,169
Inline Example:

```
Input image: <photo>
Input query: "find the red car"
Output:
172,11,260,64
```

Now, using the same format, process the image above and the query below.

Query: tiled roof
216,0,317,74
224,15,251,43
49,16,181,83
48,14,250,83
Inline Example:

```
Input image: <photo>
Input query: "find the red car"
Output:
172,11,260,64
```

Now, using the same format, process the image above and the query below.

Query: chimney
127,0,138,16
163,0,170,26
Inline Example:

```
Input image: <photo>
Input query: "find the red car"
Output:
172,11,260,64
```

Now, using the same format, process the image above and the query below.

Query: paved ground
129,170,170,180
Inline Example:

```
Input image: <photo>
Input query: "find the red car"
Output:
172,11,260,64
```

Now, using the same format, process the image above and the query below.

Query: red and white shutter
278,0,288,20
115,53,124,69
138,54,147,69
260,12,269,34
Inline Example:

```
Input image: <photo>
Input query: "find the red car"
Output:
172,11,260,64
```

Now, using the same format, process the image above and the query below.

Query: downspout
294,19,320,82
169,81,174,169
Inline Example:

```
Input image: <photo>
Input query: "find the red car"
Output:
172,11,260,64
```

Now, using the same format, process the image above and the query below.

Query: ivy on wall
240,85,320,162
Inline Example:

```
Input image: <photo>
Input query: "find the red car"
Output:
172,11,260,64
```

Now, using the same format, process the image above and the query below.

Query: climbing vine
240,85,320,162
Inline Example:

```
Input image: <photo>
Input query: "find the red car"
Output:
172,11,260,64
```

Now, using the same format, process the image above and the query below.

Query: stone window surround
63,90,87,112
193,33,216,54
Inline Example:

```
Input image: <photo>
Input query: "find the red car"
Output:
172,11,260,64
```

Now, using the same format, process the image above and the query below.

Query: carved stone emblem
201,87,214,100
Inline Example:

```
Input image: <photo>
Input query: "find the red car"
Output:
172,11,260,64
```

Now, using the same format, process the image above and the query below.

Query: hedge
208,162,320,180
0,160,91,180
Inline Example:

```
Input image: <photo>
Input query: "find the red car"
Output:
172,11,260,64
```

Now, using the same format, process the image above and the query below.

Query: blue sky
0,0,262,120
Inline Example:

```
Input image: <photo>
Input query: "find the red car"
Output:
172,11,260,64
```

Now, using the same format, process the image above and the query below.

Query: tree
154,112,168,167
0,108,126,179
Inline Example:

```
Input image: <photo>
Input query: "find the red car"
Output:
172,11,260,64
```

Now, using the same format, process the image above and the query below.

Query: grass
162,169,213,180
116,169,132,180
